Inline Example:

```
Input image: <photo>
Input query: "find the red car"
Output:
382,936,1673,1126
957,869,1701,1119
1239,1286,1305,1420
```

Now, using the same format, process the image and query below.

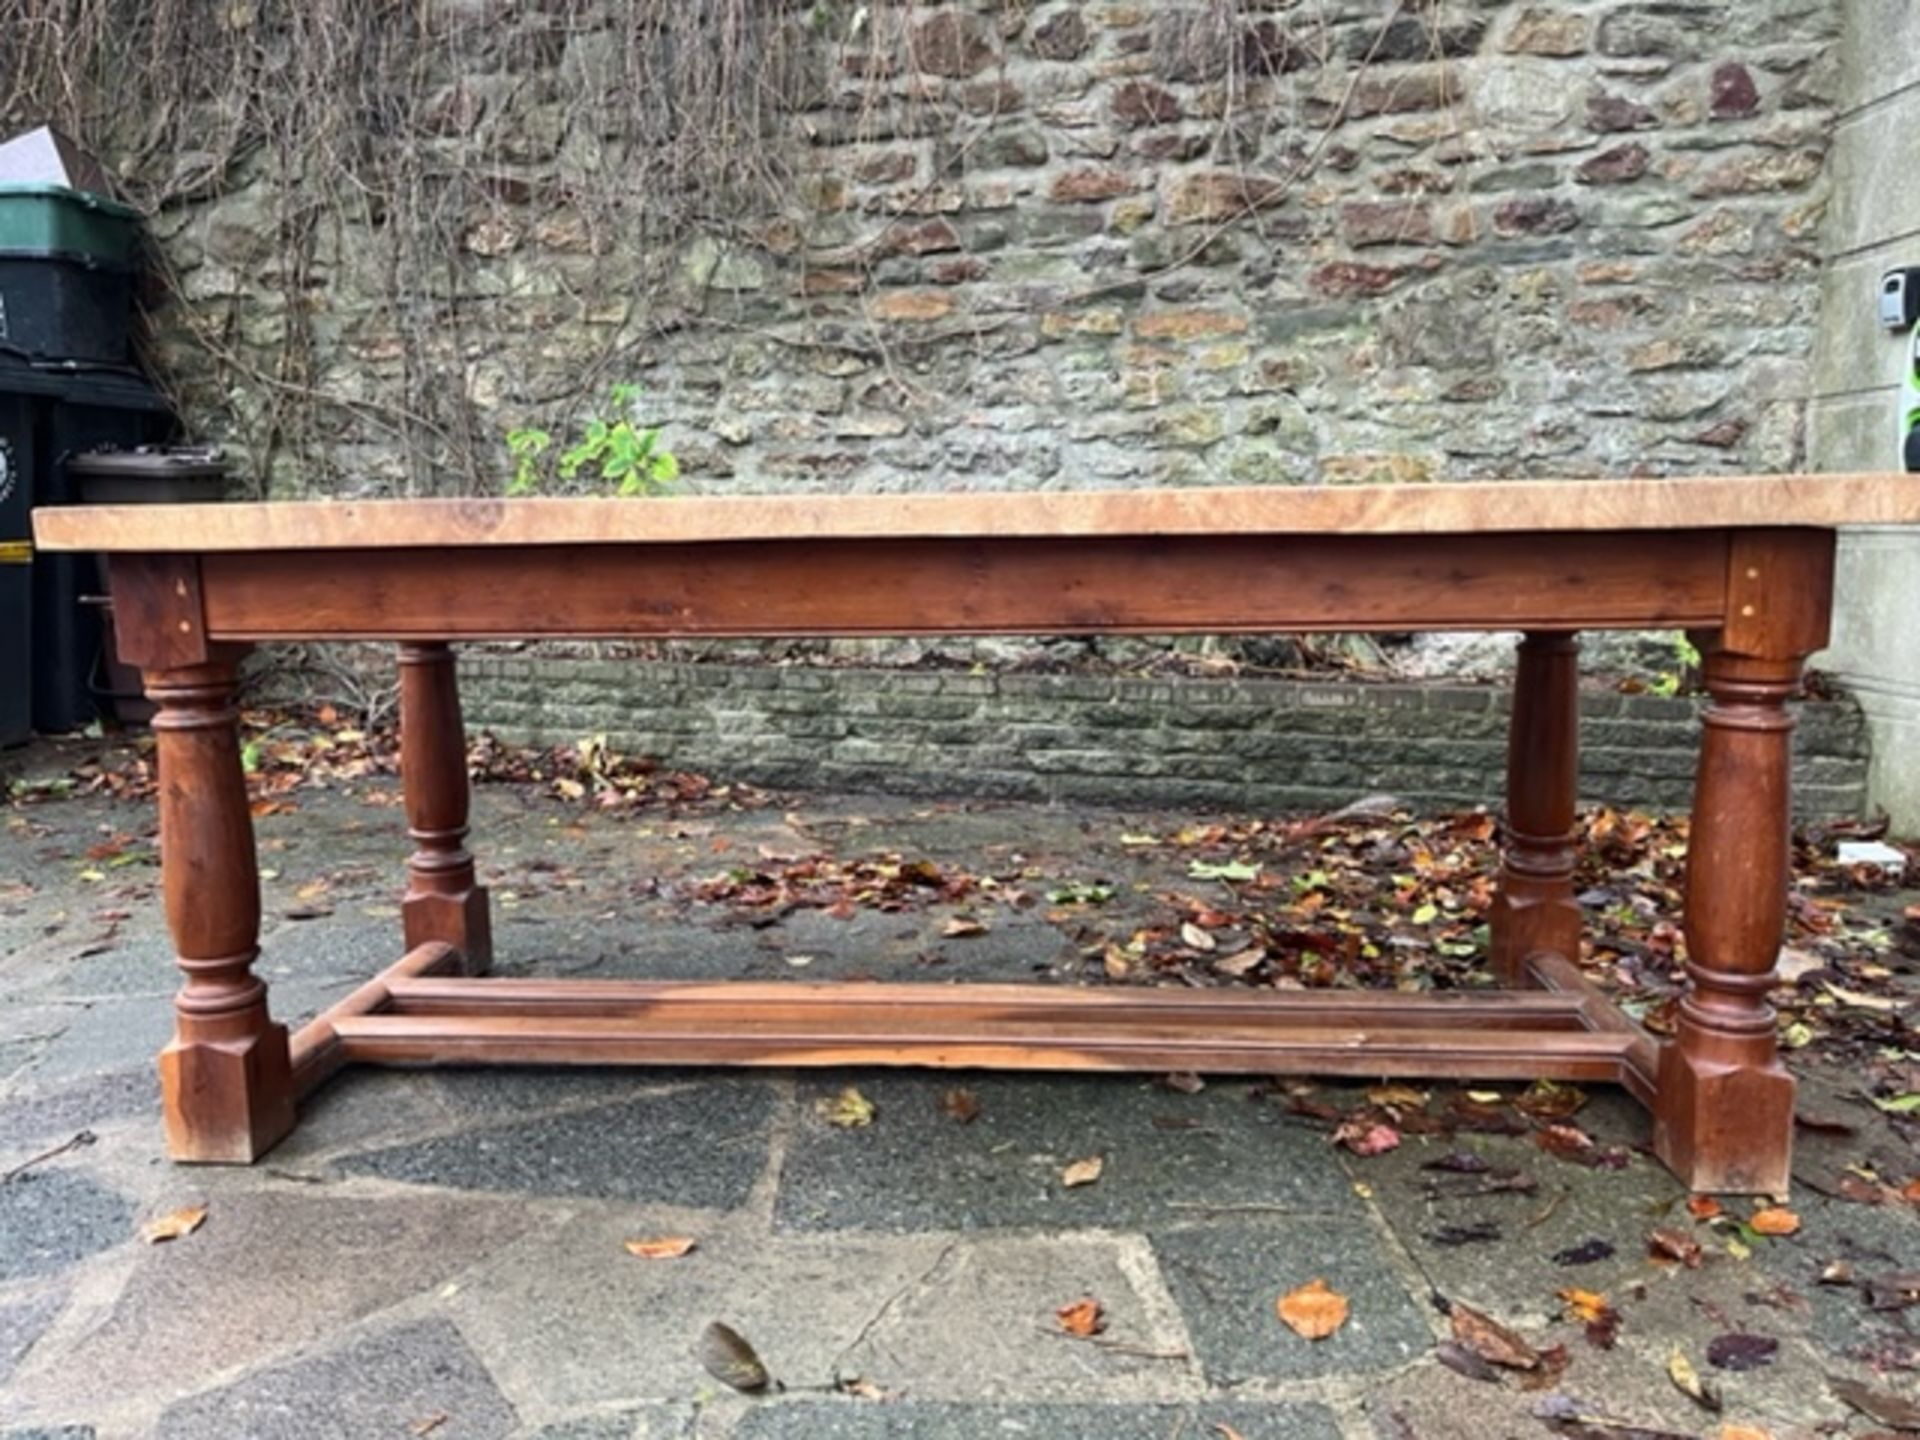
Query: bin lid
0,126,117,200
0,351,168,409
64,444,225,478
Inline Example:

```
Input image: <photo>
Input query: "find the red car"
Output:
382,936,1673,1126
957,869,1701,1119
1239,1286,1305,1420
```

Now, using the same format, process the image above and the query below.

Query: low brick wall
458,657,1871,819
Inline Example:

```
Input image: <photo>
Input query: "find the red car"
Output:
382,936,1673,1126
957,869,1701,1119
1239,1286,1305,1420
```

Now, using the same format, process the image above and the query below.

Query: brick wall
460,657,1871,818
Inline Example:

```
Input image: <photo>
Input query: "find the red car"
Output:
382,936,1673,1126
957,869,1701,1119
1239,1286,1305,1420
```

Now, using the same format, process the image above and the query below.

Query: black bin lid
0,350,168,409
65,444,225,479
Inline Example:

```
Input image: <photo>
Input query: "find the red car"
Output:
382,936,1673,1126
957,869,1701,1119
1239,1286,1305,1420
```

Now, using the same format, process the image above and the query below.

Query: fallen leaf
940,1087,981,1124
1180,921,1217,952
1829,1373,1920,1429
696,1321,770,1392
1277,1279,1350,1340
839,1376,888,1400
1823,981,1902,1012
1433,1339,1502,1383
1705,1333,1778,1372
1553,1238,1615,1266
1211,950,1263,978
1160,1071,1205,1095
1422,1151,1490,1174
409,1414,449,1437
1055,1297,1107,1337
1332,1119,1401,1157
1447,1299,1539,1370
1715,1427,1771,1440
1556,1288,1610,1325
1425,1222,1501,1247
817,1087,875,1128
941,915,987,938
1649,1227,1704,1268
1862,1271,1920,1311
1686,1195,1723,1221
624,1236,697,1260
140,1205,208,1245
1514,1080,1588,1121
1366,1084,1429,1111
1061,1155,1104,1188
1188,859,1258,882
1748,1207,1799,1237
1668,1349,1722,1413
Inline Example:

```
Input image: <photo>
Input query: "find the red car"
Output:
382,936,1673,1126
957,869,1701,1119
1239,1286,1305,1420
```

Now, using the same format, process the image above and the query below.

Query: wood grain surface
33,473,1920,552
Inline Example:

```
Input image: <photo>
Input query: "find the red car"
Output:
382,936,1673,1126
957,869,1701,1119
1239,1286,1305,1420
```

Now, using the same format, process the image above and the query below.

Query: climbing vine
0,0,1431,496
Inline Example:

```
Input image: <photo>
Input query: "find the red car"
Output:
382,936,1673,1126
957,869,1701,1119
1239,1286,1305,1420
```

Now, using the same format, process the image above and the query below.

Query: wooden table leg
1654,647,1802,1196
1491,631,1581,988
148,652,296,1162
399,641,491,976
1653,530,1832,1196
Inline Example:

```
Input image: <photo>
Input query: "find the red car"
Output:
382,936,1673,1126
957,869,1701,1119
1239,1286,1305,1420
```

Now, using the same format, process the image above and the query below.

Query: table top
32,474,1920,552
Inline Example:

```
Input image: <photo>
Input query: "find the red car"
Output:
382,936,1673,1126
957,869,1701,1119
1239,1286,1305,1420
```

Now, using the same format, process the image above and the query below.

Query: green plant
1647,632,1703,698
506,384,680,497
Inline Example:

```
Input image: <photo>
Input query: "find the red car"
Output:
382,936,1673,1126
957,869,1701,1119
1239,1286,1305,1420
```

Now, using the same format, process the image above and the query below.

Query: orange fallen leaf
1687,1195,1723,1221
1749,1207,1800,1237
1276,1278,1350,1340
624,1236,697,1260
1716,1427,1771,1440
1557,1287,1610,1324
1061,1155,1104,1188
140,1204,208,1244
1055,1297,1107,1336
941,916,987,938
1902,1177,1920,1204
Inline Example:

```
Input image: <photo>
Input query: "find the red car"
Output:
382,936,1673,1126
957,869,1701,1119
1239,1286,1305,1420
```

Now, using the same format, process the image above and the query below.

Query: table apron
193,530,1736,640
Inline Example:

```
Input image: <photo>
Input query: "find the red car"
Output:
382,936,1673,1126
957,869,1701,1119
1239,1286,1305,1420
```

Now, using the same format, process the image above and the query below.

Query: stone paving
1,737,1916,1439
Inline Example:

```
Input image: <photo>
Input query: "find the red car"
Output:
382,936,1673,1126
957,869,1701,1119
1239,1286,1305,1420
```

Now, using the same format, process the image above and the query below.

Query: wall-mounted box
1884,268,1920,331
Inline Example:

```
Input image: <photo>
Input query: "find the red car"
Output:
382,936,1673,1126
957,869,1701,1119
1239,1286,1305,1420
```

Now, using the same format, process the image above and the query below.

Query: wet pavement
1,736,1916,1440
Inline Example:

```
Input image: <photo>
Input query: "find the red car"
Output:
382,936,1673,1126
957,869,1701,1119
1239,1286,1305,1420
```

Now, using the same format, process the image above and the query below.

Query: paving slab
1149,1219,1435,1385
0,1169,134,1284
21,978,352,1087
522,1409,693,1439
777,1073,1362,1233
0,1288,64,1386
729,1400,1345,1438
151,1318,519,1440
828,1231,1200,1402
1351,1089,1687,1326
0,1067,156,1152
263,1065,464,1168
451,1213,959,1411
333,1080,775,1205
9,1187,536,1416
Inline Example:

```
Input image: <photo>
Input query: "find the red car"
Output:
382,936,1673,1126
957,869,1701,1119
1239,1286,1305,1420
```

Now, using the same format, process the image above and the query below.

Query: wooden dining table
32,474,1920,1196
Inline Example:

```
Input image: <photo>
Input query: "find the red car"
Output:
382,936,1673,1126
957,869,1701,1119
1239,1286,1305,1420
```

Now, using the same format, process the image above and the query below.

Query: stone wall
147,0,1844,497
1808,0,1920,830
460,655,1873,818
135,0,1869,819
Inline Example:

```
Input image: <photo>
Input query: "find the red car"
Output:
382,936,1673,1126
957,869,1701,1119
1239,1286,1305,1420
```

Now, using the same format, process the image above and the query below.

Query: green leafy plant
1647,632,1703,698
506,384,680,497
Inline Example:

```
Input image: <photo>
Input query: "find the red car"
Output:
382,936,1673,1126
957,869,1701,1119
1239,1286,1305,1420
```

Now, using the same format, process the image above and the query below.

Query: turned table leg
1653,648,1802,1196
399,641,491,975
149,652,296,1162
1491,631,1582,988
